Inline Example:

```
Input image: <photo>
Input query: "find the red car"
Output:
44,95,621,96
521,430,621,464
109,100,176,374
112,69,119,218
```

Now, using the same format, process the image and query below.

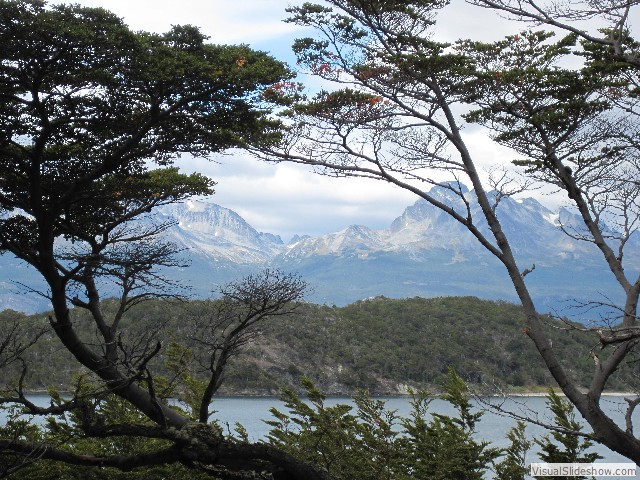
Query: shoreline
10,389,638,398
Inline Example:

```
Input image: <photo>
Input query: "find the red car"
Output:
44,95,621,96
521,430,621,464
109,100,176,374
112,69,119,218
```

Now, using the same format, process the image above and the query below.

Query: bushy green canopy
0,0,290,269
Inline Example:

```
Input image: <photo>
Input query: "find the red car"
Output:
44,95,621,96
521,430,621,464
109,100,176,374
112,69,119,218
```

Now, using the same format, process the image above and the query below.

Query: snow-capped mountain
284,188,603,266
1,185,638,315
159,201,285,264
285,224,386,258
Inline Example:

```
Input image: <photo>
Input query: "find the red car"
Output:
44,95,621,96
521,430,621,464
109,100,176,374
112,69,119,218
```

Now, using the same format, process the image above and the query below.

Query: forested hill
0,296,632,395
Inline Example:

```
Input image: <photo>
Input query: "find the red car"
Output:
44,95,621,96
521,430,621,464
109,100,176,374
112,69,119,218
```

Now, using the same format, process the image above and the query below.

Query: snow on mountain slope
284,185,600,265
158,200,285,264
285,224,387,258
161,186,629,273
2,186,638,314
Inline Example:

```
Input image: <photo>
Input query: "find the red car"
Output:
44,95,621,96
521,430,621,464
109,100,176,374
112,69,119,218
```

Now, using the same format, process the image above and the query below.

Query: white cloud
176,152,415,240
437,0,518,43
50,0,302,44
48,0,570,239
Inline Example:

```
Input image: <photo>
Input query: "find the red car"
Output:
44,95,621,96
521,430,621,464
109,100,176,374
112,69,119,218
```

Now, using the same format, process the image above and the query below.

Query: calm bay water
4,395,638,475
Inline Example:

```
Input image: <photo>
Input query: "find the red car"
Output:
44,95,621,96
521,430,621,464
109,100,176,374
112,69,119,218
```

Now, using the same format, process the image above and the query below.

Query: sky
47,0,591,241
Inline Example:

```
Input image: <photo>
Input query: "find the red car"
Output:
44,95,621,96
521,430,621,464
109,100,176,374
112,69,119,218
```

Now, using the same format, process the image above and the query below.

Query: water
4,395,638,474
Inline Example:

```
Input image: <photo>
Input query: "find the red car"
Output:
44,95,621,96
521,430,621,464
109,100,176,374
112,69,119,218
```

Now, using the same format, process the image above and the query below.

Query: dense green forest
0,296,632,395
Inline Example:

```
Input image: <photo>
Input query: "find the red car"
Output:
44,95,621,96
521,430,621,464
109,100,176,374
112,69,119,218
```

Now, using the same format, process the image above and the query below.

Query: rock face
2,185,638,315
160,200,285,264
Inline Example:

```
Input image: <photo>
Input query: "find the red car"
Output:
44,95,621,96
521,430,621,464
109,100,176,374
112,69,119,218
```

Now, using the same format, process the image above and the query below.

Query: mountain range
2,184,638,317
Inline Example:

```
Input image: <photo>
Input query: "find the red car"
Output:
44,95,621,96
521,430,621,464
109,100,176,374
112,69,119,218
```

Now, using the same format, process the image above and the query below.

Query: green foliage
0,3,297,474
164,340,204,420
0,368,609,479
535,389,602,480
2,296,631,395
580,29,640,81
399,369,500,480
287,0,476,111
459,30,612,173
0,0,290,262
265,377,368,478
318,296,606,392
6,386,212,480
495,421,531,480
294,88,390,122
266,370,499,480
264,375,608,480
261,0,640,466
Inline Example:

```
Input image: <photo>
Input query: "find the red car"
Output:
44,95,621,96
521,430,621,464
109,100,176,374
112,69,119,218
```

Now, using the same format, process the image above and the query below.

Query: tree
171,269,307,424
399,369,500,480
494,421,531,480
470,0,640,67
266,370,500,480
535,389,602,480
251,0,640,463
0,1,328,478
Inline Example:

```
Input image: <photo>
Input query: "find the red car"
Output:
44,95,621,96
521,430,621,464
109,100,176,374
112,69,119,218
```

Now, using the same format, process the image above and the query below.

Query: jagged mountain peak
159,201,281,244
396,186,555,227
158,200,284,265
388,184,473,239
163,200,252,233
285,224,387,258
2,192,636,315
288,234,311,245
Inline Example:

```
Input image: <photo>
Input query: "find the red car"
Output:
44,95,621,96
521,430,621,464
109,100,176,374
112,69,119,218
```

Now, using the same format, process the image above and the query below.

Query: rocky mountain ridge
1,185,638,316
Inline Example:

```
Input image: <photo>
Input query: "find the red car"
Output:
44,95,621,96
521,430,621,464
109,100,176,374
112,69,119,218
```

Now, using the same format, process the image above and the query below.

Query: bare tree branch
181,270,307,423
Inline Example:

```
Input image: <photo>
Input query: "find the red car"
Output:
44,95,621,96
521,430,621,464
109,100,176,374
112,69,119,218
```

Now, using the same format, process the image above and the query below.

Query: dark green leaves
266,371,499,480
535,389,602,479
0,0,293,314
459,31,616,175
0,0,290,254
